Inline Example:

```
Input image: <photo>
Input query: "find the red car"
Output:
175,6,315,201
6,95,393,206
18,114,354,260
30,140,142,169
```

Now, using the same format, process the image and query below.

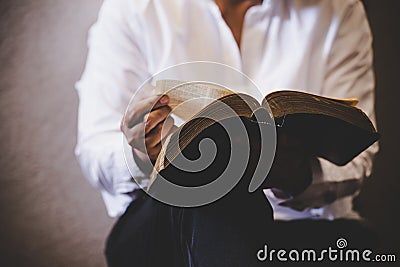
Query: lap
106,189,273,267
105,191,183,267
106,191,376,267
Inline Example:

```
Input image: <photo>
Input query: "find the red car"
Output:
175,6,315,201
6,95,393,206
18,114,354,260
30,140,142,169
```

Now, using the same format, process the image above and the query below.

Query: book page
155,80,235,121
329,97,359,107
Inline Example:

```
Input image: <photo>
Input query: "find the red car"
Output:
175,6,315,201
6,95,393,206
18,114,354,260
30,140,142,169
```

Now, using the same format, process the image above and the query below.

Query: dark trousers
105,189,377,267
105,188,273,267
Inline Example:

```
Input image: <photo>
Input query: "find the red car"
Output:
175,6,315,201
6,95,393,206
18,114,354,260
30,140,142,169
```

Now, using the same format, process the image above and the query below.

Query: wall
356,0,400,253
0,1,113,266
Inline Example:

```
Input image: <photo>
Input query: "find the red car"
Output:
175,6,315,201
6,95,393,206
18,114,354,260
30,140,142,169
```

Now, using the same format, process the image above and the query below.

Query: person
75,0,378,265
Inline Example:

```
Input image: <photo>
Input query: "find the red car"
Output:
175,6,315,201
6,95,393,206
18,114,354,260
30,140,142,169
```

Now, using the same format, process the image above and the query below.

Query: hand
264,127,312,197
121,86,177,169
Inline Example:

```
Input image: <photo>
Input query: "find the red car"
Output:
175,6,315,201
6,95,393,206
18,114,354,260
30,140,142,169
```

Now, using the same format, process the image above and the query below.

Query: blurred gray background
0,1,113,266
0,0,399,266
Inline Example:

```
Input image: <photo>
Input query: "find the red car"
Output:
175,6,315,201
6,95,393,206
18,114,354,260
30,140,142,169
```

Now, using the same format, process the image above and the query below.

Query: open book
148,80,379,189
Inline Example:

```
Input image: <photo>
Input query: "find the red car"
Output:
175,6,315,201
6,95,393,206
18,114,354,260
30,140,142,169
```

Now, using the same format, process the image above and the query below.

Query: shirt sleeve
315,0,378,187
267,1,379,218
75,0,150,217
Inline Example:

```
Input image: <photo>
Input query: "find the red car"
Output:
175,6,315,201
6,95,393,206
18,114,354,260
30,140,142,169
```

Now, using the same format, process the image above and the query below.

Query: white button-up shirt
75,0,378,218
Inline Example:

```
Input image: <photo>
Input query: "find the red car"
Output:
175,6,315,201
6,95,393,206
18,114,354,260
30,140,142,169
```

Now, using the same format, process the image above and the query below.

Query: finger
125,115,175,151
145,116,176,148
144,106,172,134
147,142,162,162
123,94,169,129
